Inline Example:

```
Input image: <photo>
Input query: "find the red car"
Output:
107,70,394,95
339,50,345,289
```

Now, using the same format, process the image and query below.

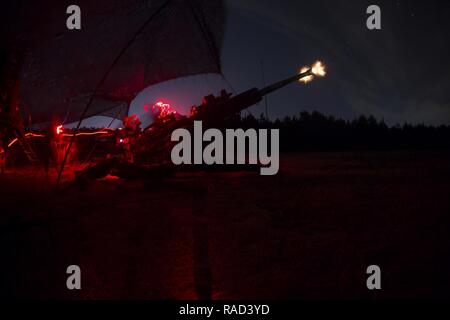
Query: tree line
227,111,450,152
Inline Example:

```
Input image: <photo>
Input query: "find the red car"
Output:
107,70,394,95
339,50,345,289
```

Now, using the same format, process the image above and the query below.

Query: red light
62,130,111,137
8,138,18,148
7,133,45,148
148,101,177,119
56,125,64,135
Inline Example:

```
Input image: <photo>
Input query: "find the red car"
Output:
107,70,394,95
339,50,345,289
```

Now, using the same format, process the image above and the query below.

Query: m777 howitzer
76,62,326,182
137,61,326,162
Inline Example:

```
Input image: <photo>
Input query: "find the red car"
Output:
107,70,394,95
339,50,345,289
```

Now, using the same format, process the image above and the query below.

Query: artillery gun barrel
259,69,313,96
192,68,315,121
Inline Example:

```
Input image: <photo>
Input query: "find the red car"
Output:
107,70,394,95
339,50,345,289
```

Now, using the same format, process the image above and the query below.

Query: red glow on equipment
148,101,177,119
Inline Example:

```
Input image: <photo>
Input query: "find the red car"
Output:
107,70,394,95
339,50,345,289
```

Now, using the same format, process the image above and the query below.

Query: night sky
127,0,450,128
217,0,450,126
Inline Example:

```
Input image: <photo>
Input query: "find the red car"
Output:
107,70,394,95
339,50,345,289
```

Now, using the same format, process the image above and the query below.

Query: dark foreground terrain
0,151,449,299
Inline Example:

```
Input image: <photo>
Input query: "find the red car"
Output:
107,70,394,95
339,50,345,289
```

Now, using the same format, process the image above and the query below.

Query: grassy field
0,150,449,299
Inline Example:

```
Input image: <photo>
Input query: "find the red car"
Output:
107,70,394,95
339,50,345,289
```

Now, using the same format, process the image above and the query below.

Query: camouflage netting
2,0,225,125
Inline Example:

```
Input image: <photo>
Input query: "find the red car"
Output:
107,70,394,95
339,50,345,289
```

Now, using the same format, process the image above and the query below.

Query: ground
0,150,449,299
